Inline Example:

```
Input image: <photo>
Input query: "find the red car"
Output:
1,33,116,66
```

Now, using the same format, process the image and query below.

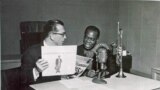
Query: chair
1,21,48,90
20,21,47,54
122,55,132,73
111,54,132,73
1,67,21,90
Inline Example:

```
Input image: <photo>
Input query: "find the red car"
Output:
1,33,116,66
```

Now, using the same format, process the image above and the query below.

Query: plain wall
0,0,2,87
119,1,160,75
2,0,160,77
1,0,118,56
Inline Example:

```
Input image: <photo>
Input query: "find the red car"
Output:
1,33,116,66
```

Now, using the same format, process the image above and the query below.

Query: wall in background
0,1,1,56
119,1,160,75
2,0,160,77
0,1,2,87
1,0,118,55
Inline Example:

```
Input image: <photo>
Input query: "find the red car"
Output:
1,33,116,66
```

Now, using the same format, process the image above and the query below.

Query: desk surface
30,73,160,90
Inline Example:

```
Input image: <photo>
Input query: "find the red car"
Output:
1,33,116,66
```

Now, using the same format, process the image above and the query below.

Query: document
59,78,93,89
80,84,114,90
59,78,114,90
41,45,77,76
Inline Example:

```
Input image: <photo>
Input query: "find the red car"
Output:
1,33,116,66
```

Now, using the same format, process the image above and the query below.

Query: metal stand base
116,72,126,78
92,78,107,84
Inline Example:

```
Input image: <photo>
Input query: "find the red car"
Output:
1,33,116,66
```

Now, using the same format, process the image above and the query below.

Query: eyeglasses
53,32,66,37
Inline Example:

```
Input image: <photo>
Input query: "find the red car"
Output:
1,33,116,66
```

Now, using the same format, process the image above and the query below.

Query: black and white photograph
1,0,160,90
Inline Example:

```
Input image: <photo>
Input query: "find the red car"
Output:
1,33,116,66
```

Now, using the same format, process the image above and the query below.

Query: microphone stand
92,63,107,84
92,47,108,84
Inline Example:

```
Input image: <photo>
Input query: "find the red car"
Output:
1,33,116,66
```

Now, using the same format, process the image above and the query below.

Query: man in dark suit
20,19,67,88
77,26,118,77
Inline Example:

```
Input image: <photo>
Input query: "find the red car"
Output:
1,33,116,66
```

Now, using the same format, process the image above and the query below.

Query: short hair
43,19,64,39
84,26,100,39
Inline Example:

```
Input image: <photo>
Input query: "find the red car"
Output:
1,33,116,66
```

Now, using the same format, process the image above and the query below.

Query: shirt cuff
33,68,40,81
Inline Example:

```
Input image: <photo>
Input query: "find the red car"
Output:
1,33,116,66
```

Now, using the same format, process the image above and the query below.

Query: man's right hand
35,59,49,73
86,69,96,78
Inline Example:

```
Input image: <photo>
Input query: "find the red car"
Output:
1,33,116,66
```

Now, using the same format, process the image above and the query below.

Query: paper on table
42,45,77,76
79,82,114,90
30,81,70,90
59,78,94,89
59,78,114,90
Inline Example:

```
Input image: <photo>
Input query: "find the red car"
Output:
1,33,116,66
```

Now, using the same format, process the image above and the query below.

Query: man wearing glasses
20,19,67,88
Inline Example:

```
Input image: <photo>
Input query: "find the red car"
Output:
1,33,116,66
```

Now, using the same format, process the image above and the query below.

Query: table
30,73,160,90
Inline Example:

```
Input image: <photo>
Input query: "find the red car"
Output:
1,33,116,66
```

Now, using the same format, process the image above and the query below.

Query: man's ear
48,31,53,36
48,32,55,41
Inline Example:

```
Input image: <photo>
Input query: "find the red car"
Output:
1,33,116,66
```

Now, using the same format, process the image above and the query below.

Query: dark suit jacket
20,43,61,86
77,44,118,76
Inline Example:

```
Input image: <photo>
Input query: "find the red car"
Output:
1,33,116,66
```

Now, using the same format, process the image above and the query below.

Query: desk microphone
92,47,108,84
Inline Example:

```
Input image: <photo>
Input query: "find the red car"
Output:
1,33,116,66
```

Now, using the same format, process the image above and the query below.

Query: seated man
77,26,118,77
77,26,99,77
20,19,67,88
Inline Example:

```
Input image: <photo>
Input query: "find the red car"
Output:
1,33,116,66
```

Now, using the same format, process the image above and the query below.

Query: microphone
97,47,107,70
92,46,108,84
